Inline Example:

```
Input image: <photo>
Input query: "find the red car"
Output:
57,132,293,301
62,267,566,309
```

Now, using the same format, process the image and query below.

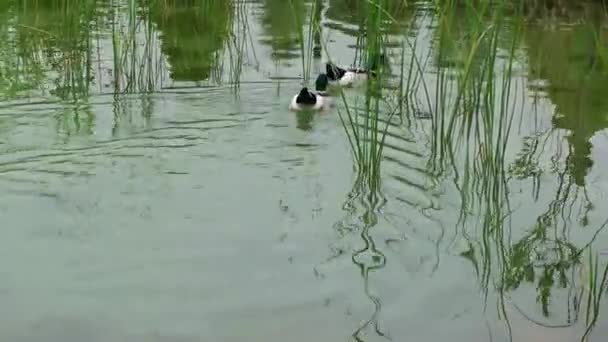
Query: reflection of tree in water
257,0,305,60
500,14,608,331
325,0,413,37
498,164,608,335
149,0,232,82
503,167,586,317
324,0,365,37
522,0,596,21
460,164,606,339
526,11,608,187
431,4,520,75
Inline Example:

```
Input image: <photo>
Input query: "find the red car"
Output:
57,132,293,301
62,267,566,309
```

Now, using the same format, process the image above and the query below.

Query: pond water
1,0,608,341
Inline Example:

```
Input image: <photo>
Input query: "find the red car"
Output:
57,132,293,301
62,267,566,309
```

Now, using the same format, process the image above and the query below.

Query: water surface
1,1,608,341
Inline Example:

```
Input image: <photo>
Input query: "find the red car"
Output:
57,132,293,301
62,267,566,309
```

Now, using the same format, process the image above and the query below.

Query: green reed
433,3,608,341
428,0,521,219
316,4,399,339
426,0,527,336
581,249,608,341
324,0,409,196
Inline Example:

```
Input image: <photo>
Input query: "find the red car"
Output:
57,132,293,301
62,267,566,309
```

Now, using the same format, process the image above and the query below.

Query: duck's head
325,62,344,80
315,73,329,92
296,87,316,105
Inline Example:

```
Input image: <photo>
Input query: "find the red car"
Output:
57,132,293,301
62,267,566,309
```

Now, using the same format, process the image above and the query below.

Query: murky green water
2,0,608,341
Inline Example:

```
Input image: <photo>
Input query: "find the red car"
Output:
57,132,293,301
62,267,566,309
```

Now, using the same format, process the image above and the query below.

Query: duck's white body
326,56,386,87
289,92,331,111
289,74,333,112
332,70,369,87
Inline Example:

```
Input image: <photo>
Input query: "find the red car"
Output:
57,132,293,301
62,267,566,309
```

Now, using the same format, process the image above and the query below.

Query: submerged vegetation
1,0,608,340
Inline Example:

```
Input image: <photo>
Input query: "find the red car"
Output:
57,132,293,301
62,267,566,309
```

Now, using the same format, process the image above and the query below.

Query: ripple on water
0,85,276,198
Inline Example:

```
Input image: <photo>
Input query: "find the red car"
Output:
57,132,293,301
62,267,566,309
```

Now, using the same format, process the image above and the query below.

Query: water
1,0,608,341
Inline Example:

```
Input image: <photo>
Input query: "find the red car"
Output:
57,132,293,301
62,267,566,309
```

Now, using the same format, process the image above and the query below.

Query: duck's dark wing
326,63,347,80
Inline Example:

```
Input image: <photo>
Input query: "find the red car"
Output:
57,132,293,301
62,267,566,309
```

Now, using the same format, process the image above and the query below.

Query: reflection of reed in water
111,94,154,137
324,161,390,339
12,0,100,101
54,103,95,139
0,3,46,99
110,0,165,94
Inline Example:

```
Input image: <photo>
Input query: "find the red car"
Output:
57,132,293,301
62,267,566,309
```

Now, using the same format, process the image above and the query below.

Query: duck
289,73,332,111
325,54,387,87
